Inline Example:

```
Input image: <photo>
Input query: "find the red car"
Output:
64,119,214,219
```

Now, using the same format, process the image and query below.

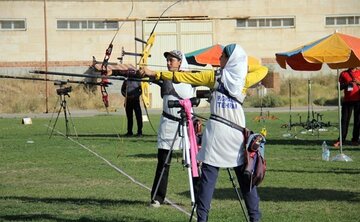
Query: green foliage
323,97,340,106
245,73,338,108
1,111,359,222
313,97,328,106
278,74,338,107
248,94,287,107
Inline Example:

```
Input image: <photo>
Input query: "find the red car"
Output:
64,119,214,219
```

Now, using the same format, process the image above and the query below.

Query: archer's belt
209,114,245,133
162,111,181,122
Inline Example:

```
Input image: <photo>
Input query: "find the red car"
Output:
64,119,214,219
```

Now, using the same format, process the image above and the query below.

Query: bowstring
102,0,134,154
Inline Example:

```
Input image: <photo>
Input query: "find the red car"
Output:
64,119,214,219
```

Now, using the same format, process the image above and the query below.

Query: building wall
0,0,359,107
1,0,359,65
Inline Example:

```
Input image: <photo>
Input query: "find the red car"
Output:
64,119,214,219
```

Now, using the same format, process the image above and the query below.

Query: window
0,19,26,30
57,20,118,30
325,15,360,26
236,17,295,29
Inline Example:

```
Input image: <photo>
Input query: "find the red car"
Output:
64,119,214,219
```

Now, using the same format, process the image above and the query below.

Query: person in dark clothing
121,80,143,137
334,67,360,147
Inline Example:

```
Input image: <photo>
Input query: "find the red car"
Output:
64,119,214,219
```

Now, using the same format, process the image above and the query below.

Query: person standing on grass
334,67,360,147
149,50,196,207
139,43,268,222
121,80,143,137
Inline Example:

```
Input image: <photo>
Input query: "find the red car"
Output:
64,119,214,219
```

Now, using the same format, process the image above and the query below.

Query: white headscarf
179,52,189,71
221,44,248,100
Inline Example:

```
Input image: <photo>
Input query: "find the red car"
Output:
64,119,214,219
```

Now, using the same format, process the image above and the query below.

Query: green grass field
0,110,359,222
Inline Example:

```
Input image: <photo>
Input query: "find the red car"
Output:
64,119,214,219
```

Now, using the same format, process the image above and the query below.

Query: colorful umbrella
186,44,266,91
185,44,224,67
275,32,360,161
276,32,360,70
185,44,261,67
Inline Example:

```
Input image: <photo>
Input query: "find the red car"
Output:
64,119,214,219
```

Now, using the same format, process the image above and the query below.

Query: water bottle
322,141,330,161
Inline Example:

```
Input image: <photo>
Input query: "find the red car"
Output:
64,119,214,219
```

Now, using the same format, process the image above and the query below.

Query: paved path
0,106,338,118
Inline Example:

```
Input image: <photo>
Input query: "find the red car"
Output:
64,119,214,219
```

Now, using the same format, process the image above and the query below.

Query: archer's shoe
333,141,340,148
149,200,161,208
124,132,133,137
136,133,143,137
351,141,359,146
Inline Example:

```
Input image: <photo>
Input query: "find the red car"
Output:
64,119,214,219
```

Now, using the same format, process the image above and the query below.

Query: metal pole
332,69,353,162
337,69,343,153
44,0,49,113
289,81,292,130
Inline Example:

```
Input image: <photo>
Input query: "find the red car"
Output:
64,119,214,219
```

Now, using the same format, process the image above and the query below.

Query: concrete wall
1,0,359,66
0,0,359,107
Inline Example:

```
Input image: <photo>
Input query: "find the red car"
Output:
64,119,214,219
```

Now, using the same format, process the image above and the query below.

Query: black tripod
48,83,78,138
283,80,331,135
151,98,201,207
303,79,331,132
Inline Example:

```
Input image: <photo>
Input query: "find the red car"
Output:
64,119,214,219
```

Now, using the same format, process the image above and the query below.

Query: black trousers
340,101,360,142
196,163,261,222
151,148,200,204
125,98,142,135
151,149,172,204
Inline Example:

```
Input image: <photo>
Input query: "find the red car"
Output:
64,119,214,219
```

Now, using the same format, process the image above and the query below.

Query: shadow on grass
199,187,359,202
128,153,157,159
266,139,325,146
129,151,183,159
268,138,360,149
0,196,146,206
0,197,157,221
267,168,360,175
74,134,156,138
0,214,154,222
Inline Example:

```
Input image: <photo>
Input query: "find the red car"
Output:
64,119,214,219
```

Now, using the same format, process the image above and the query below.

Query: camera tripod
151,103,197,206
48,83,78,138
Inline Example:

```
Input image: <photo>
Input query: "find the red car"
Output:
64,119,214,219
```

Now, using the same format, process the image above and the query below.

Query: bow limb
138,0,182,108
138,32,155,109
137,33,156,133
99,0,134,110
100,44,113,109
136,0,182,134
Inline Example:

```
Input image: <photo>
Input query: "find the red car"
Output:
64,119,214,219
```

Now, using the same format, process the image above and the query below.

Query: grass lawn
0,110,359,222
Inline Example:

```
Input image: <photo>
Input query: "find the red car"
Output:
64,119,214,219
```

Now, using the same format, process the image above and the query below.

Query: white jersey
197,77,246,167
157,82,195,150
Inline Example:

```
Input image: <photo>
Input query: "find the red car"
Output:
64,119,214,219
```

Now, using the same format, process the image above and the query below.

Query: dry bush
246,73,338,107
1,73,339,112
279,74,337,105
0,79,124,113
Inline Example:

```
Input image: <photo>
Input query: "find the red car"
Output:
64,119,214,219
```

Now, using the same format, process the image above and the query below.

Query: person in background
334,67,360,147
121,80,143,137
149,50,196,207
140,44,268,222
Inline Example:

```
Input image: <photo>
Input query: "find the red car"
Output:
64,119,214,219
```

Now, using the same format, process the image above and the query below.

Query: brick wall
261,72,281,93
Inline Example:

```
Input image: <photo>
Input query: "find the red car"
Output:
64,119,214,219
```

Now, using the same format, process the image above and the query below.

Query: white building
1,0,359,107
